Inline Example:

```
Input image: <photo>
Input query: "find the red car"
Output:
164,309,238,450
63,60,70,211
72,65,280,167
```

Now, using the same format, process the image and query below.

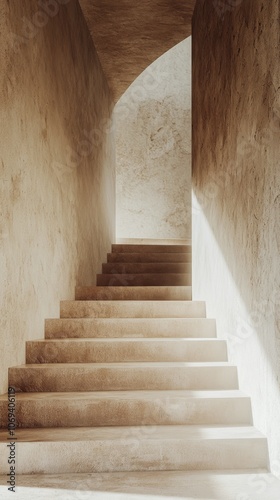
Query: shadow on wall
115,38,192,241
0,0,115,394
192,0,280,473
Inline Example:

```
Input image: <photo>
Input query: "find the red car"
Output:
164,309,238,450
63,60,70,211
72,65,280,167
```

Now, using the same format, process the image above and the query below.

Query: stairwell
0,241,279,497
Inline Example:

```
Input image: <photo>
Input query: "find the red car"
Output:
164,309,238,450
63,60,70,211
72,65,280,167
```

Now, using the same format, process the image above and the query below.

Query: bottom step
0,425,268,474
1,470,280,500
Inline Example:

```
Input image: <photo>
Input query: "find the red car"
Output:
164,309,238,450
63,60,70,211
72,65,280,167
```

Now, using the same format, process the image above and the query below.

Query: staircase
0,242,276,486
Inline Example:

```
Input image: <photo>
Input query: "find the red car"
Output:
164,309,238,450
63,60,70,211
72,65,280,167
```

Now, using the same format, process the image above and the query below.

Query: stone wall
0,0,115,394
115,38,191,240
192,0,280,473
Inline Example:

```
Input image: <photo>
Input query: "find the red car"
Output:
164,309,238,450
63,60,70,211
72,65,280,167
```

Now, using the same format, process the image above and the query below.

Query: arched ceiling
79,0,196,102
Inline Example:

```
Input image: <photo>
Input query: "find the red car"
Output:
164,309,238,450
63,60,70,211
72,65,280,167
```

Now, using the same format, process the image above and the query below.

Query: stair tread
97,273,191,277
11,361,235,368
28,338,224,343
107,252,192,262
103,263,192,267
109,252,191,255
10,362,237,392
60,300,205,319
79,285,192,288
0,389,249,401
61,300,203,305
112,244,191,251
75,285,192,301
102,263,192,273
4,471,280,500
26,337,227,363
0,425,265,442
96,274,191,286
115,238,191,244
48,317,213,321
76,285,192,290
45,317,217,339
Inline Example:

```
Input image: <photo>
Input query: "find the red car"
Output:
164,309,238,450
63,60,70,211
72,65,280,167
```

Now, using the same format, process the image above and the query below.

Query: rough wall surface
115,38,191,240
0,0,115,394
192,0,280,473
79,0,195,101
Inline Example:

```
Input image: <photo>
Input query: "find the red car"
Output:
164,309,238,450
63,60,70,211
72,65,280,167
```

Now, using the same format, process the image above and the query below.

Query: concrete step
102,262,192,274
112,244,191,254
5,471,280,500
0,390,252,428
60,300,205,319
96,273,191,286
26,338,228,364
107,252,192,263
45,318,217,339
9,362,238,392
0,425,268,474
116,238,191,245
75,285,192,301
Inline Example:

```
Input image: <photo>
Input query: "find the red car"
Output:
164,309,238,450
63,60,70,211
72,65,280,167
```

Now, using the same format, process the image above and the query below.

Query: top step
116,238,191,245
112,244,191,254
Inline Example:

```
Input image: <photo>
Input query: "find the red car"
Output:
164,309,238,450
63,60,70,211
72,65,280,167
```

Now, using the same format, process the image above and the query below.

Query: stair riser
60,301,205,319
0,438,268,474
102,263,192,274
26,340,228,363
45,318,217,339
9,366,238,392
75,286,192,301
1,238,270,481
0,398,252,428
97,274,191,286
107,253,192,263
112,244,191,253
116,238,191,245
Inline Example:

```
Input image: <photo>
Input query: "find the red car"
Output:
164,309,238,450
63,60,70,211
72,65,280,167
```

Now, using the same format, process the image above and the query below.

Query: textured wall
115,38,191,240
192,0,280,473
79,0,195,101
0,0,115,394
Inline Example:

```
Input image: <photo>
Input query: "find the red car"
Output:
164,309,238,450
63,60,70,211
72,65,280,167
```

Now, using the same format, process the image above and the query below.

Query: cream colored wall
0,0,115,394
115,38,191,240
193,0,280,475
79,0,194,101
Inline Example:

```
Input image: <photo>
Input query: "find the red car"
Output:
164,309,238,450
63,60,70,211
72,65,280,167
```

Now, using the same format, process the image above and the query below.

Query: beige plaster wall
0,0,115,394
115,38,191,240
79,0,194,101
192,0,280,474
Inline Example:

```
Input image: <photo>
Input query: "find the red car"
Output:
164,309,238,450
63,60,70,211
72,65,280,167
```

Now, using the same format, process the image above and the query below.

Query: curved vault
79,0,195,101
